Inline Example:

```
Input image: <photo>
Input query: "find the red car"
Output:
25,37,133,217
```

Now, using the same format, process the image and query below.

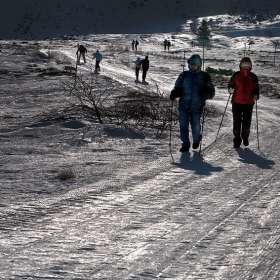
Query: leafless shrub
110,85,178,135
46,50,73,64
56,74,178,136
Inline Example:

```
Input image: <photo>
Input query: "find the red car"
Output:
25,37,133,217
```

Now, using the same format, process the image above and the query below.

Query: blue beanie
188,54,202,68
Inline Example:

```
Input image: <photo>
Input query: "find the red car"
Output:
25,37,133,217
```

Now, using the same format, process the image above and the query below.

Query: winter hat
240,57,252,69
188,54,202,68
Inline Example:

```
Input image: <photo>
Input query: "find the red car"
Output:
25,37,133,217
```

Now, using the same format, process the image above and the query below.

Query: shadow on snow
171,151,224,176
236,148,275,169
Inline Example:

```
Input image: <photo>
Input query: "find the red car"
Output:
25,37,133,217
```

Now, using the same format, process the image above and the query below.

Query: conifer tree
197,19,212,70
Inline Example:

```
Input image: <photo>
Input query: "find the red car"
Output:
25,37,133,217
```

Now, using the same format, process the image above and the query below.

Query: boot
241,133,249,146
192,142,200,149
180,146,189,153
233,136,242,148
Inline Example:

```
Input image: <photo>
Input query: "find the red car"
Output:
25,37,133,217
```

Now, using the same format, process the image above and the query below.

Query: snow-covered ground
1,13,280,279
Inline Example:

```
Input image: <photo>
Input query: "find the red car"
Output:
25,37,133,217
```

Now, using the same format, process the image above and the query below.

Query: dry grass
54,169,76,181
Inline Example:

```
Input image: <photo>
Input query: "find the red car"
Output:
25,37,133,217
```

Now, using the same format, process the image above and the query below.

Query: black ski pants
95,61,101,71
142,68,148,81
135,67,140,79
232,103,254,138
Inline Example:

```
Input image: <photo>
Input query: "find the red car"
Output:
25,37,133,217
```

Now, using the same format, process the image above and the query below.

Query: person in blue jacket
170,54,215,152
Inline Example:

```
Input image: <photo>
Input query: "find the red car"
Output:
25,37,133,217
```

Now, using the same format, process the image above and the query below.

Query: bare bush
46,50,73,64
56,74,178,136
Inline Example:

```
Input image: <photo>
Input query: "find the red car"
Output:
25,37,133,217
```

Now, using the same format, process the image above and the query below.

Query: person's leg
82,52,86,63
77,53,81,64
232,104,243,147
135,68,140,79
179,106,191,151
190,111,202,149
96,61,100,71
142,69,147,81
241,104,254,146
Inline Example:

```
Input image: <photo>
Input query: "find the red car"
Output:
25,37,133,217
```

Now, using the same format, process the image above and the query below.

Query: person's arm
228,74,236,94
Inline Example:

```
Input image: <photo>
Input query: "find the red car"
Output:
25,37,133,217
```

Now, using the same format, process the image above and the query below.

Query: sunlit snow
0,8,280,280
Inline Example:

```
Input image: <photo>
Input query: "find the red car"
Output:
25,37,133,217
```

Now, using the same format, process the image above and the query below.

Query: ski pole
169,101,174,147
215,94,231,142
199,103,206,154
256,100,260,150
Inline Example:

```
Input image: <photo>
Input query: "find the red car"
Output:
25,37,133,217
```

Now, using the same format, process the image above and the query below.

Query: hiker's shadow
134,80,149,85
172,151,223,175
236,148,275,169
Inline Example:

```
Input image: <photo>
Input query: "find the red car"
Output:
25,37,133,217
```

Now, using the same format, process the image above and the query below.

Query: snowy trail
2,155,278,279
1,109,279,279
1,86,280,279
1,23,280,279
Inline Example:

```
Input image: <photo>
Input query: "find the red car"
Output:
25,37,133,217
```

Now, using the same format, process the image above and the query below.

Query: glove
170,89,180,101
228,87,235,94
254,94,259,101
170,91,176,101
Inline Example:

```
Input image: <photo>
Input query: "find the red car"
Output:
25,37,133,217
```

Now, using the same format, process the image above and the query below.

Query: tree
197,19,212,70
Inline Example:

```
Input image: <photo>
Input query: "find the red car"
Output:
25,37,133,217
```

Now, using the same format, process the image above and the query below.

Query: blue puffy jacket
174,68,215,112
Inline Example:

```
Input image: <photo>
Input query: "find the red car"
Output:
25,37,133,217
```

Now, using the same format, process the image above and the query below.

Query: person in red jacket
228,57,259,148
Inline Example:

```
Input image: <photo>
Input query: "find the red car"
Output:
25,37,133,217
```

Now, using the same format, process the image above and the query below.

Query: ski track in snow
1,24,280,279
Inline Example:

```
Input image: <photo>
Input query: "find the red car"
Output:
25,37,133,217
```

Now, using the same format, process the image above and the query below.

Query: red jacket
228,57,259,105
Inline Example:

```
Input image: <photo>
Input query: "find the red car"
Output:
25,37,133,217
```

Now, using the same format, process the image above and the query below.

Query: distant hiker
140,56,149,82
76,44,87,64
135,39,139,50
167,41,171,50
92,50,103,72
134,57,141,80
164,39,168,50
170,54,215,153
132,39,135,50
228,57,260,148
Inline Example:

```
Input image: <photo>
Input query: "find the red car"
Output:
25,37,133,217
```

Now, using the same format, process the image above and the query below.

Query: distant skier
133,57,141,81
76,44,87,64
167,40,171,50
164,39,168,50
135,39,139,50
92,50,103,72
228,57,260,148
170,54,215,153
132,39,135,50
140,56,149,82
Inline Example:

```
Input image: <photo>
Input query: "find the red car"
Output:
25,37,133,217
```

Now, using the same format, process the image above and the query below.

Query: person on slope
135,39,139,50
76,44,87,64
228,57,260,148
170,54,215,153
140,56,149,82
133,57,141,81
92,50,103,72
